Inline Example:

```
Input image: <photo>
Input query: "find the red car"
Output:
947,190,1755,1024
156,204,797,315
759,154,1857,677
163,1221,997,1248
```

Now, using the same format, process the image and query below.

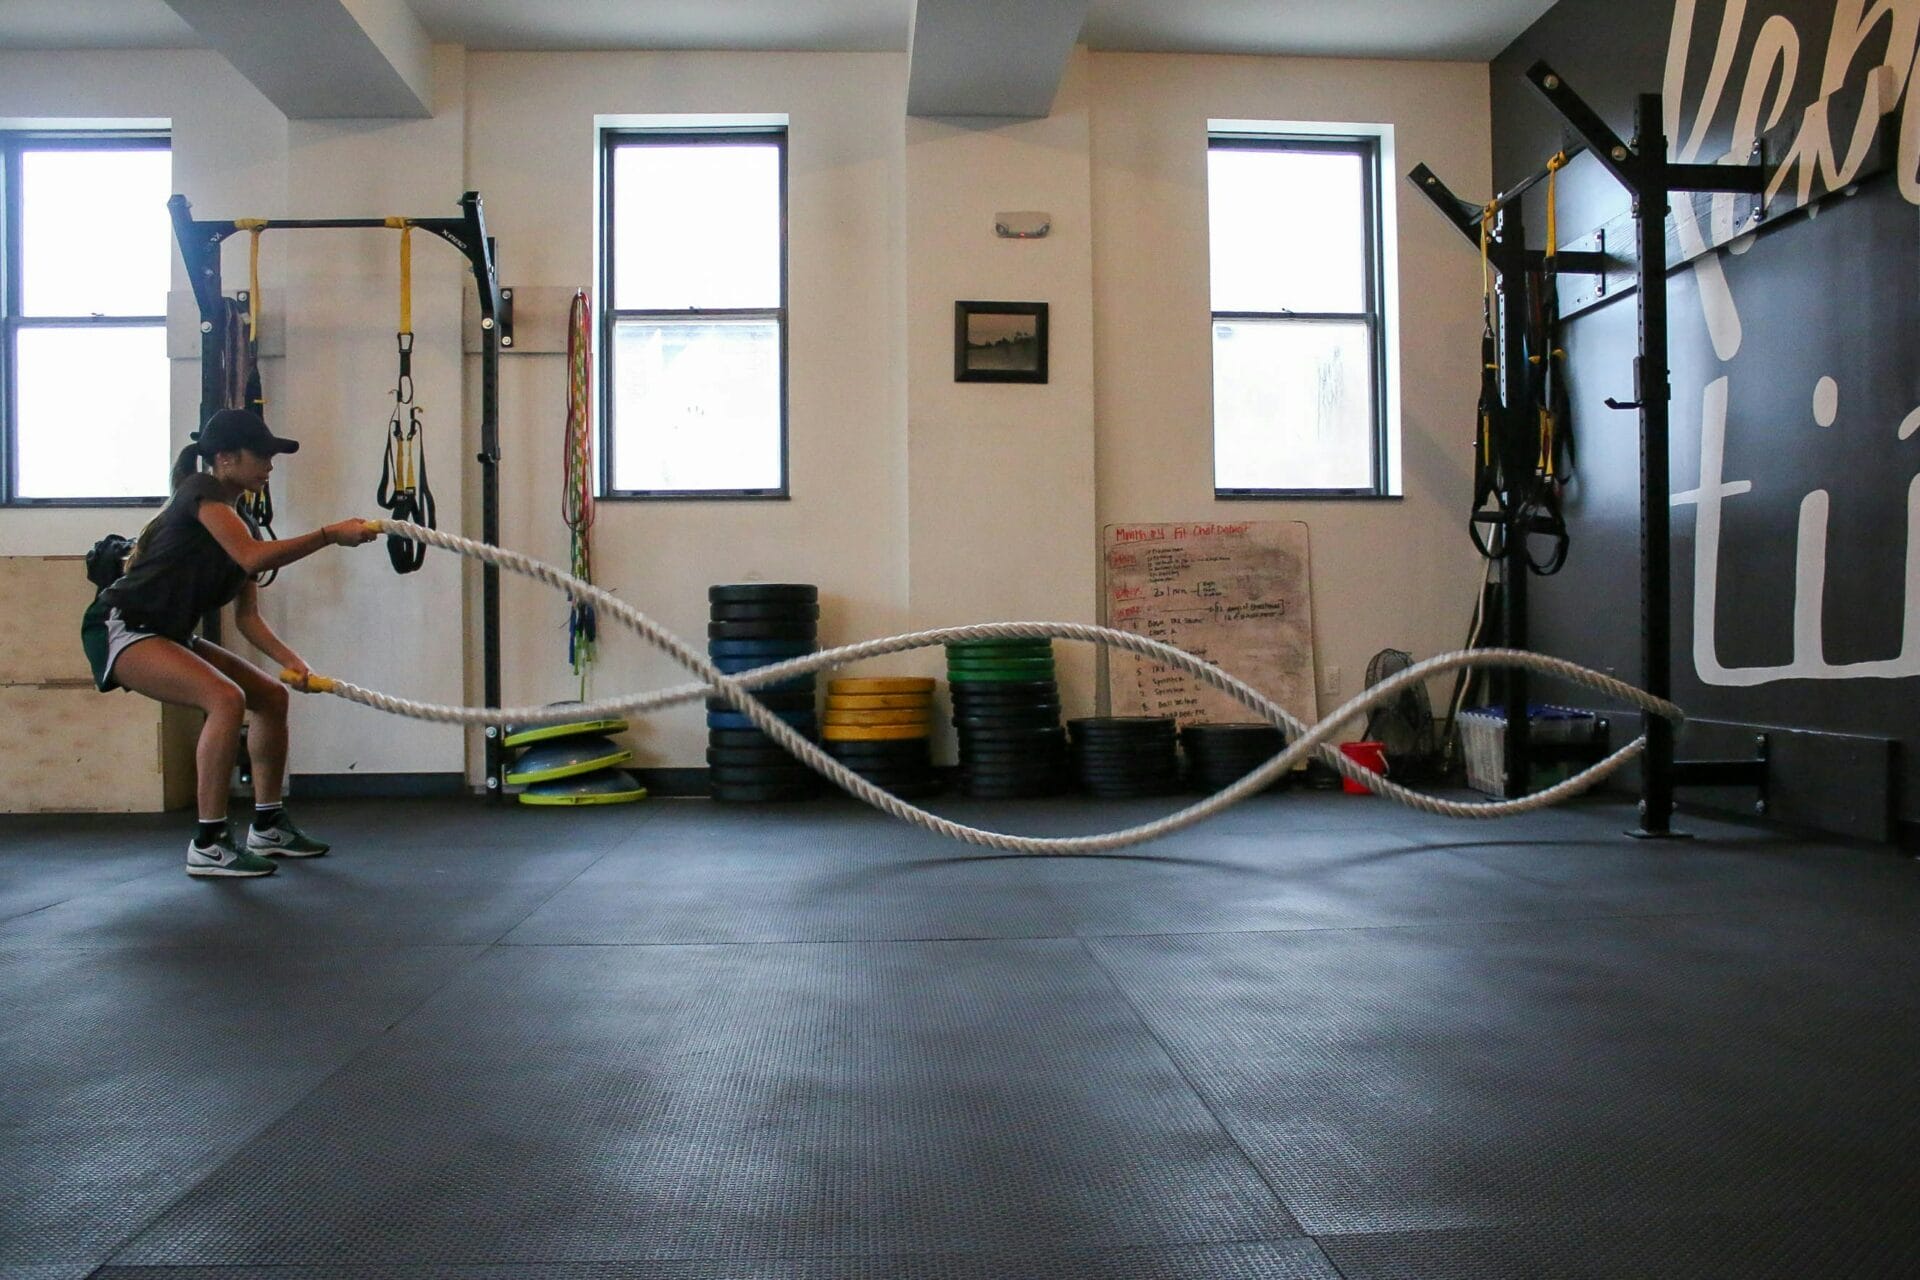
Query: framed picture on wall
954,300,1048,384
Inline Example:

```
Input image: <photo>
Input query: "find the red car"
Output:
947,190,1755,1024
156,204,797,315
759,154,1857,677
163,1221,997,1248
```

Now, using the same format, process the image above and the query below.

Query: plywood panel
0,556,99,686
0,686,197,813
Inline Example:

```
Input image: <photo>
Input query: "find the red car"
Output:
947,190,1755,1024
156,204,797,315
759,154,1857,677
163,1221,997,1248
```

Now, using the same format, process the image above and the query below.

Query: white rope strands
286,520,1686,855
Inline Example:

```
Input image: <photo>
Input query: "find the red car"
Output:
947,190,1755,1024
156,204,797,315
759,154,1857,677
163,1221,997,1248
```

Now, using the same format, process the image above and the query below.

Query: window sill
1214,490,1402,501
2,496,166,509
597,489,791,502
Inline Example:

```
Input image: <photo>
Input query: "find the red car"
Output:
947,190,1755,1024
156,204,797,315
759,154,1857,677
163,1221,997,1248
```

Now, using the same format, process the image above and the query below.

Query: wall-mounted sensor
994,211,1051,239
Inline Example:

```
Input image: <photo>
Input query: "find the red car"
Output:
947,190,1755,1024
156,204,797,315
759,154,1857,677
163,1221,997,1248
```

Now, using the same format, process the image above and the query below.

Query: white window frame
597,124,790,500
1,129,171,507
1207,124,1400,499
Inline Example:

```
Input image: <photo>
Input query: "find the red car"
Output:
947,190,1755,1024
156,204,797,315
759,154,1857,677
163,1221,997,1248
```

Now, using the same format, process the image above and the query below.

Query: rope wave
283,519,1684,854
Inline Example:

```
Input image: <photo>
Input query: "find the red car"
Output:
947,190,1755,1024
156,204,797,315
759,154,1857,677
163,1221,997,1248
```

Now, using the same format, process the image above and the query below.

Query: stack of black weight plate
1068,716,1182,798
707,584,820,802
1181,722,1292,793
947,639,1067,798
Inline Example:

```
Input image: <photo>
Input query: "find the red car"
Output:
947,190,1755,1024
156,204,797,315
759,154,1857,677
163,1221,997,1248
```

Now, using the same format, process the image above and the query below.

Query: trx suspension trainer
1465,154,1576,576
375,218,436,573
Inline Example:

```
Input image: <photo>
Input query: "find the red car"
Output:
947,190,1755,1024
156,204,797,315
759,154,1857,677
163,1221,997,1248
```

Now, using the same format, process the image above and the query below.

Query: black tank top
100,473,259,641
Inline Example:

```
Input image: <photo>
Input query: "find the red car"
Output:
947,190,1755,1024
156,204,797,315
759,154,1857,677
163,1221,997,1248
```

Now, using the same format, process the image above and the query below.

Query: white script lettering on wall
1665,0,1920,683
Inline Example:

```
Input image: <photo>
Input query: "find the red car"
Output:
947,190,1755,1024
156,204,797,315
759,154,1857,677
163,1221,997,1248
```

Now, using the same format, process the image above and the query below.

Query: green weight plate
947,668,1062,684
946,655,1057,672
944,642,1054,658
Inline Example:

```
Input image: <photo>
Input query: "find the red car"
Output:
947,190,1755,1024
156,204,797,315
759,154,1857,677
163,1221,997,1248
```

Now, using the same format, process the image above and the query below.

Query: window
1208,134,1389,497
2,133,172,504
600,128,787,497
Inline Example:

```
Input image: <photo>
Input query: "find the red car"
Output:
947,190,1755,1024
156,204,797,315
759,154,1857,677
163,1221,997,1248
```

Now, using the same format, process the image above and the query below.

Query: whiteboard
1102,520,1317,727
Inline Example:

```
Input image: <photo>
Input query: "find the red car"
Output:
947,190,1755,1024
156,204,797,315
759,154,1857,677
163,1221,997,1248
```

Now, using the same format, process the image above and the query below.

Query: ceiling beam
161,0,432,119
907,0,1090,119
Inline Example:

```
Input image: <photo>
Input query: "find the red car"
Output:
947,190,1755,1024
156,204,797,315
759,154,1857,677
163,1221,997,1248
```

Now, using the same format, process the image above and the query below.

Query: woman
82,408,378,878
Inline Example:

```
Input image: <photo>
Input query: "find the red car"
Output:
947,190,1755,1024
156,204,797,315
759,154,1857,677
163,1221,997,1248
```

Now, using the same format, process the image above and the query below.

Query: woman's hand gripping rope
276,519,1687,854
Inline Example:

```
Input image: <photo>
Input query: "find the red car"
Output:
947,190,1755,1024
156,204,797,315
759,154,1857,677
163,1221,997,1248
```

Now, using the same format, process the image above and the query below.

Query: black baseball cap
196,408,300,458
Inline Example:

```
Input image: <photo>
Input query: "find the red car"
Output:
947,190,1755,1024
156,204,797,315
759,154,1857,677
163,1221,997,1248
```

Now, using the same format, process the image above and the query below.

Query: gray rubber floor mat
1089,910,1920,1235
95,1238,1342,1278
108,939,1298,1267
1317,1205,1920,1279
0,944,480,1268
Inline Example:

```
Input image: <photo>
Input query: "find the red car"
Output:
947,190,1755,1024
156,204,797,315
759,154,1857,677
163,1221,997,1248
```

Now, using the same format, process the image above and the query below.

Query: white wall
465,52,910,775
2,40,1493,783
1089,53,1493,717
905,50,1100,755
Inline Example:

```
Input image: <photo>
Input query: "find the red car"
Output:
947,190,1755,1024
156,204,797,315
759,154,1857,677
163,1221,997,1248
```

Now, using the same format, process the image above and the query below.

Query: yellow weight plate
824,708,931,727
822,722,933,741
825,693,933,710
829,677,936,695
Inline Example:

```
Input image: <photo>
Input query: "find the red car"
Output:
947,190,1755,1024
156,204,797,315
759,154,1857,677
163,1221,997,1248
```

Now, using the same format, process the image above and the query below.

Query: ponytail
169,442,203,491
130,441,205,567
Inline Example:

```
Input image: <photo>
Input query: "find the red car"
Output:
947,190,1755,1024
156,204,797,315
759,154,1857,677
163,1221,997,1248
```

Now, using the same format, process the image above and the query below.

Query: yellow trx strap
233,218,269,341
385,217,413,335
1479,201,1497,312
1538,152,1569,477
1543,151,1567,259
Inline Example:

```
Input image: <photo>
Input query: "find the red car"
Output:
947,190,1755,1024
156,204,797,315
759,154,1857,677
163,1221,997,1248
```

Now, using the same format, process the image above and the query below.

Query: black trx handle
375,331,434,573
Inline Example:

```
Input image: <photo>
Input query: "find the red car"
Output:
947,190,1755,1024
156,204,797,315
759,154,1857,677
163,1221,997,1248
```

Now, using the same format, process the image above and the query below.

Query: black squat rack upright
1409,61,1770,837
168,191,514,798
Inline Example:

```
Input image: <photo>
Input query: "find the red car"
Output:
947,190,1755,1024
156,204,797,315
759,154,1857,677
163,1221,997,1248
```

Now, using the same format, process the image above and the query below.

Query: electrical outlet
1321,665,1343,697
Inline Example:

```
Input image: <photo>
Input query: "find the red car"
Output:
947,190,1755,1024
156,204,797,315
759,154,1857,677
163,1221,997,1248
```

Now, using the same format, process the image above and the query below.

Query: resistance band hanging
563,290,597,697
374,219,435,574
226,219,280,578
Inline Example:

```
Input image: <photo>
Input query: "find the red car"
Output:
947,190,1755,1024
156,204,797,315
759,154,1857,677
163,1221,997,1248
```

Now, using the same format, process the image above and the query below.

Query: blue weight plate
707,710,819,732
708,639,817,657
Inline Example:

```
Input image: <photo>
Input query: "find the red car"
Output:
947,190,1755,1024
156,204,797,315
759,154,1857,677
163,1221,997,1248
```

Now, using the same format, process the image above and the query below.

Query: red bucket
1338,741,1389,794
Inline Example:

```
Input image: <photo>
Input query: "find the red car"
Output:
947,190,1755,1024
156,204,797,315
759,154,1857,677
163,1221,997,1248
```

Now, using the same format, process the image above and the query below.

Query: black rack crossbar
1408,164,1608,273
1487,140,1591,219
167,191,508,799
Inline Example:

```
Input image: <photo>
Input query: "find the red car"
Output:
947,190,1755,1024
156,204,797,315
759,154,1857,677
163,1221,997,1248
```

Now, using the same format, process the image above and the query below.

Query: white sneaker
186,836,277,878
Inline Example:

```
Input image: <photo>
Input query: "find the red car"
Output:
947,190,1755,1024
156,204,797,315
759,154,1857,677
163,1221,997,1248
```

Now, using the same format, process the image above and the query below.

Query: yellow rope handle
385,217,412,334
280,669,337,694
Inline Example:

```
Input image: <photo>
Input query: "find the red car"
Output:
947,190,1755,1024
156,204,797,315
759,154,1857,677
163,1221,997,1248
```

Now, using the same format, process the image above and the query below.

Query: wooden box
0,555,198,813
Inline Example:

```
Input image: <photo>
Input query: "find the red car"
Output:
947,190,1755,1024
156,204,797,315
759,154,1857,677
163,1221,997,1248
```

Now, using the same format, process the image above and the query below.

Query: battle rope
562,289,597,696
374,219,435,573
282,520,1684,856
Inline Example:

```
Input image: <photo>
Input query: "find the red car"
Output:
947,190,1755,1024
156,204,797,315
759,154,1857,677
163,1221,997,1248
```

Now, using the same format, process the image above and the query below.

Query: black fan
1362,649,1439,780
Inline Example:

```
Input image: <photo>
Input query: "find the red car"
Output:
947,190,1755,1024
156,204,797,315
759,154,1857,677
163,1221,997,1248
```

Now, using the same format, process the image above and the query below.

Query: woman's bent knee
206,678,247,722
250,679,290,719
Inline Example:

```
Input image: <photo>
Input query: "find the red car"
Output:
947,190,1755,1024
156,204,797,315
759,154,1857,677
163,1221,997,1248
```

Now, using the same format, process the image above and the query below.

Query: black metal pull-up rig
168,192,514,799
1409,62,1771,837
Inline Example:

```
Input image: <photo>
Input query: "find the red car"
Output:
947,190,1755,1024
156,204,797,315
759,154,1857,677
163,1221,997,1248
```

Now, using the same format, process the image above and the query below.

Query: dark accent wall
1489,0,1918,833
